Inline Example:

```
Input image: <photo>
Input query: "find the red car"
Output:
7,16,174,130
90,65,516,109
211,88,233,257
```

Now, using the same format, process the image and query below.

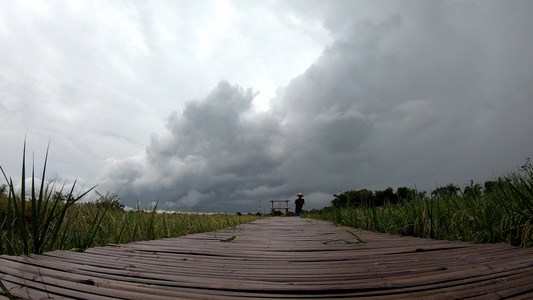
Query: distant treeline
331,179,507,208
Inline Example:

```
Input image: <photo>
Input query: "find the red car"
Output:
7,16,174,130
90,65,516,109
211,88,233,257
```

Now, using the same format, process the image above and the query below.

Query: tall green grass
61,202,261,250
0,142,264,256
0,141,95,255
1,186,262,256
305,159,533,247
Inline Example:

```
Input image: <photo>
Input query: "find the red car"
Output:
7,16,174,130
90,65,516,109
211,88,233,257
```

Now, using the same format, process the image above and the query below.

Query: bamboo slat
1,217,533,299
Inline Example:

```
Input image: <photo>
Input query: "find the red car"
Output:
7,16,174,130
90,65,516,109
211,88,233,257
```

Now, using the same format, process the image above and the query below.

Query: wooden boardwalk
2,217,533,299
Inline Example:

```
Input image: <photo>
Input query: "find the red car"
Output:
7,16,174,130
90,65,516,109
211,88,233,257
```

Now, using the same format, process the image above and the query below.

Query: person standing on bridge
295,193,305,216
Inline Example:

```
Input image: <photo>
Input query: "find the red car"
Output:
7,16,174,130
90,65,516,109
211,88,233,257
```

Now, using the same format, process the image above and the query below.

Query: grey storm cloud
96,1,533,212
98,81,288,212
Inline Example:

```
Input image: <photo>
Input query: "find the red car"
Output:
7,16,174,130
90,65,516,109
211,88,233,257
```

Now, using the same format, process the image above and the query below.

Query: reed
0,279,16,300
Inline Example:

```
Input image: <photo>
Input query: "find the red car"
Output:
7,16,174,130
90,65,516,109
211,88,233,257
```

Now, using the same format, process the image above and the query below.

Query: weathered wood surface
2,217,533,299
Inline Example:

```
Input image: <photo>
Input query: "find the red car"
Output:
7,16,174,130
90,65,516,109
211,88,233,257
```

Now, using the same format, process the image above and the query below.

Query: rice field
0,142,263,256
304,158,533,248
2,141,532,258
0,189,262,256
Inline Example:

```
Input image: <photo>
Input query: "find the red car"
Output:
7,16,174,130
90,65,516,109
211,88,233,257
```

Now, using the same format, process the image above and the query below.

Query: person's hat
297,193,304,197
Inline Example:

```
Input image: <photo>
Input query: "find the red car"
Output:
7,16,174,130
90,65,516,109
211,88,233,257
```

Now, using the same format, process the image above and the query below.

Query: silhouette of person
295,193,305,216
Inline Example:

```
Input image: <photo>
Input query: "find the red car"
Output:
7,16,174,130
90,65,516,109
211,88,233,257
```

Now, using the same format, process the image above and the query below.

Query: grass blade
0,279,16,300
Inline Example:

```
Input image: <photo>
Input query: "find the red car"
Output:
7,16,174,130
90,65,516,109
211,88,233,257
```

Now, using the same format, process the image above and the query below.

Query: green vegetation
304,158,533,248
0,142,263,256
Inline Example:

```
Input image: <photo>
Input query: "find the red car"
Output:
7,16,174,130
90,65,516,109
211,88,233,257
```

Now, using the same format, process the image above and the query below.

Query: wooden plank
1,217,533,299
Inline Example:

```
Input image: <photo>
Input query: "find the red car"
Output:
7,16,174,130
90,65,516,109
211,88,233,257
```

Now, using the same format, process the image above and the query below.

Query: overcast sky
1,1,532,213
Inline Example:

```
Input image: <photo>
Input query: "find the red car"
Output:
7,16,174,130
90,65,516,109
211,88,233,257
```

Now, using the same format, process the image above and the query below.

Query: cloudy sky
1,1,532,213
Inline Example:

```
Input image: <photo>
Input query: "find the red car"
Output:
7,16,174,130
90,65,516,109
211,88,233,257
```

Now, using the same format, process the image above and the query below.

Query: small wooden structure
270,200,290,216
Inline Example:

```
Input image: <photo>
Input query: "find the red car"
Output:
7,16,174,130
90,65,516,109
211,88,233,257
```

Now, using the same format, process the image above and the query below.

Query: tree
431,184,460,199
94,191,124,211
396,186,420,201
484,178,505,194
331,189,375,208
463,182,482,198
374,187,397,206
